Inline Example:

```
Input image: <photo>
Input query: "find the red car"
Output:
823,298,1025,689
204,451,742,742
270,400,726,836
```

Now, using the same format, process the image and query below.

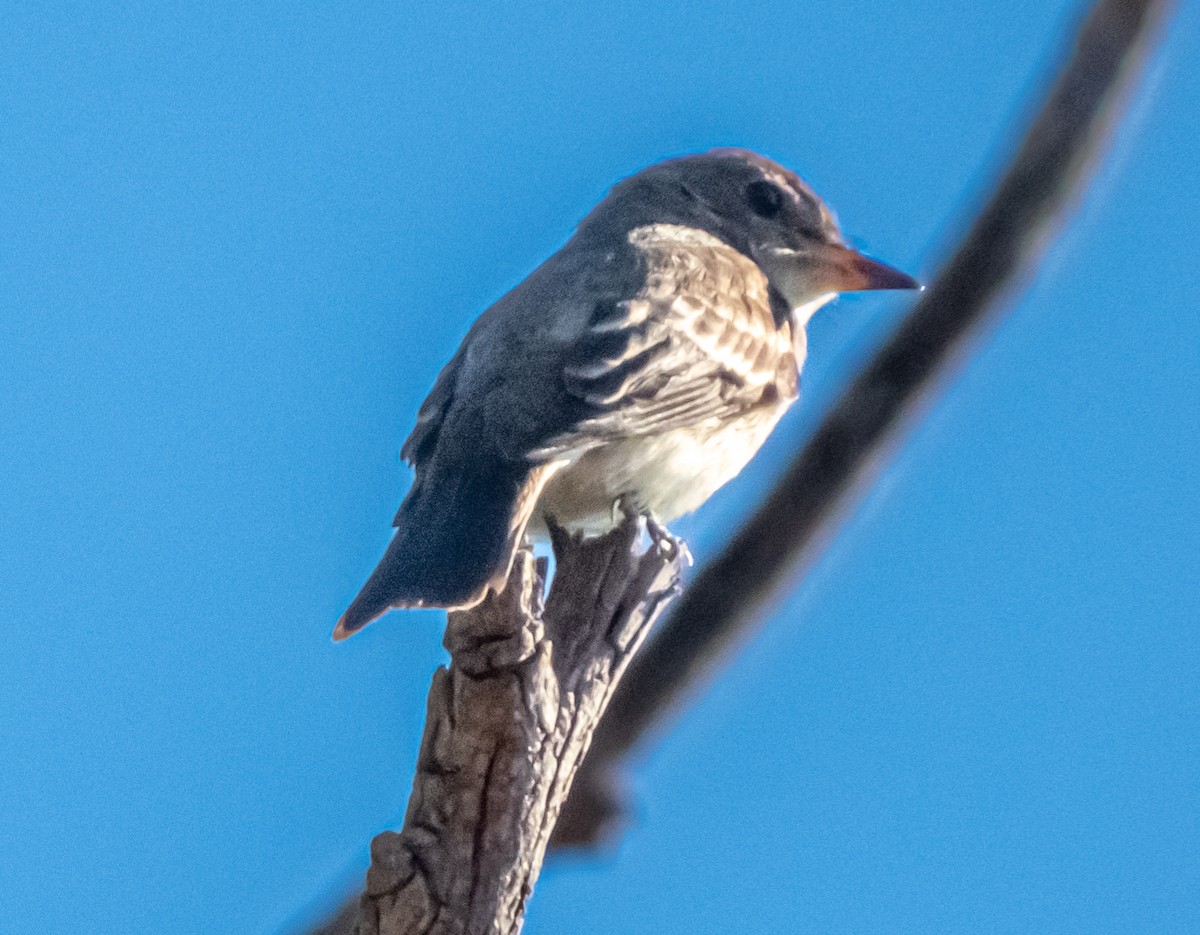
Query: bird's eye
746,180,784,219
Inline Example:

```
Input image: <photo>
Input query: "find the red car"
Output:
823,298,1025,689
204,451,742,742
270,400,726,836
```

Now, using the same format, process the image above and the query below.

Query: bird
334,149,918,640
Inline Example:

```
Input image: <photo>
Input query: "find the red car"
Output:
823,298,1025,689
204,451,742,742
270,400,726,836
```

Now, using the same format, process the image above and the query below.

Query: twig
335,517,681,934
551,0,1174,849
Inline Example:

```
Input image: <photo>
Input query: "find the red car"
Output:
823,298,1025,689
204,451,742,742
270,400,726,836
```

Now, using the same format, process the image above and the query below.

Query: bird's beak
756,242,921,306
817,243,921,292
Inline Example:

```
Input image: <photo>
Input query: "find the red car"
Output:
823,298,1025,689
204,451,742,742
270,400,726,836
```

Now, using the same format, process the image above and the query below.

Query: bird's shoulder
574,224,794,393
538,223,800,457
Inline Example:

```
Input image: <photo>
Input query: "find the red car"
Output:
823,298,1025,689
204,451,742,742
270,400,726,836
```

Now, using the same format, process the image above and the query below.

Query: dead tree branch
552,0,1174,849
337,517,681,935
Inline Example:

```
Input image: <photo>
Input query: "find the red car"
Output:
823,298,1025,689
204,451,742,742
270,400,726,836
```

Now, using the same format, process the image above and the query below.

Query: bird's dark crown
575,149,844,259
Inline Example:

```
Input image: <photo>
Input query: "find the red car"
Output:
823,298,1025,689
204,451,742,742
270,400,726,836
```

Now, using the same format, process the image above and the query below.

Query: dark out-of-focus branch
551,0,1175,849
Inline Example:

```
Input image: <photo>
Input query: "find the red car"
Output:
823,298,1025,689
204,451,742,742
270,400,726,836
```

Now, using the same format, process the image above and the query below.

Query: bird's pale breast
529,398,789,536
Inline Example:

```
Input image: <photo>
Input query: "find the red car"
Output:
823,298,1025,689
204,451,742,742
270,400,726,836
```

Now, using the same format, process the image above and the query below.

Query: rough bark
351,517,681,935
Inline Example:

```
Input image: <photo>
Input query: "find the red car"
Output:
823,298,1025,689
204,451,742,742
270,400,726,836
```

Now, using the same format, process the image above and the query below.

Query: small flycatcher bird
335,149,918,639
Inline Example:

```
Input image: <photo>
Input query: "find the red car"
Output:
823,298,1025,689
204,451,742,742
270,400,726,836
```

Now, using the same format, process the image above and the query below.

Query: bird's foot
644,514,693,567
607,498,692,565
609,496,636,530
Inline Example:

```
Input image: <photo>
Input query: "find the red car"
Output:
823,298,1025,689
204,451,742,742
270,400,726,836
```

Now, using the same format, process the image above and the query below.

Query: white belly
530,403,788,536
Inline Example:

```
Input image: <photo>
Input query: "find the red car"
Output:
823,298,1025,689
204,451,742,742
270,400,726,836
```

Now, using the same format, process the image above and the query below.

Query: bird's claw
644,515,693,566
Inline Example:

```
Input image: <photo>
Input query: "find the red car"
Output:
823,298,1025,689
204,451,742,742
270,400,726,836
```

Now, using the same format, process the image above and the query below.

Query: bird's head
582,148,920,318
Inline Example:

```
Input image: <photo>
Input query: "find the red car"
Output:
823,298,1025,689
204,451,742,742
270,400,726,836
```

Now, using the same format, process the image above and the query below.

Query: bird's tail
333,458,557,640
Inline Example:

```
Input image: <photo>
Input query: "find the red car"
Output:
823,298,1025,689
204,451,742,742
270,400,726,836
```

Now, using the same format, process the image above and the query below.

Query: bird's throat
791,291,836,328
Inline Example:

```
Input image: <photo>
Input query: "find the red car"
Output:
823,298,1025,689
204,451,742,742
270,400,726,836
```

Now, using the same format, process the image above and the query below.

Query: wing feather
534,224,797,459
399,346,466,467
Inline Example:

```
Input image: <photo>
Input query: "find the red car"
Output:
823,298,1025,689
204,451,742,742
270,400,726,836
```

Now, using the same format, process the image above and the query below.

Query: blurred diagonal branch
305,0,1171,930
551,0,1174,849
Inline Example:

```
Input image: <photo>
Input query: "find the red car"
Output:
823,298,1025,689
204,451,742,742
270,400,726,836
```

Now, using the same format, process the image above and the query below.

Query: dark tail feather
333,458,554,640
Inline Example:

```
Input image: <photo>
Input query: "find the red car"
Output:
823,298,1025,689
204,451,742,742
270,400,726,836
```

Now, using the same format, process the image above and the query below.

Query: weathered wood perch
355,516,682,935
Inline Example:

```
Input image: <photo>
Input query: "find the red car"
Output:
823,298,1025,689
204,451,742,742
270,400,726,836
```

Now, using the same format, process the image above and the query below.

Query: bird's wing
532,224,798,459
400,345,467,468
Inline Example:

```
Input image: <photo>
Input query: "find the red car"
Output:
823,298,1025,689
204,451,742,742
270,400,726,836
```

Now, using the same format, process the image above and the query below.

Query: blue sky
2,1,1197,932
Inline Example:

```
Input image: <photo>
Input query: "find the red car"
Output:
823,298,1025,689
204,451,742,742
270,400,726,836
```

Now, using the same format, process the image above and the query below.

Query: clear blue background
3,2,1197,932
